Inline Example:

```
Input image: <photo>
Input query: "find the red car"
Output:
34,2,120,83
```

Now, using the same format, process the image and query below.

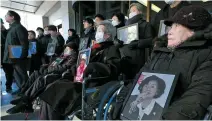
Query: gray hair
130,3,144,13
99,20,116,40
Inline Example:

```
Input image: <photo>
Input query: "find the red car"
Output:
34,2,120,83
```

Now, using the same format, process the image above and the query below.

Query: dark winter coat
124,24,212,120
29,39,42,73
82,27,96,40
39,40,121,116
151,1,190,36
121,14,154,78
23,51,78,92
48,35,65,55
46,51,78,74
1,29,7,63
80,27,96,48
3,21,29,63
66,35,80,47
85,40,121,80
37,34,44,41
39,34,51,55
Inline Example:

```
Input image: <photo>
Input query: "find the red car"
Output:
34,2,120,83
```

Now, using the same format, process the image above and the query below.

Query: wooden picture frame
117,23,139,44
120,71,179,120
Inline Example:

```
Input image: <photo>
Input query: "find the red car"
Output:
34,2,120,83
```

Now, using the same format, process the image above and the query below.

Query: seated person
111,5,212,120
6,42,78,114
37,20,121,120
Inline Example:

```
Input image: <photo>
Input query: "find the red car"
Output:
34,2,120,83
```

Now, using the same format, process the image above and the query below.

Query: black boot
6,102,33,114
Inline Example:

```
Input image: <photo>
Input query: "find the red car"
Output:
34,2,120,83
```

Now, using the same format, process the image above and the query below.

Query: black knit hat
65,42,78,51
164,5,212,31
83,18,94,26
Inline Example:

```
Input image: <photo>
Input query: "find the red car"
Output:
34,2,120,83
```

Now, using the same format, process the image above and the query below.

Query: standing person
28,30,42,75
1,18,14,92
120,3,154,79
151,0,190,36
3,10,29,94
66,28,80,47
40,26,51,64
48,25,65,56
81,18,96,49
111,12,125,28
36,27,44,40
94,14,105,29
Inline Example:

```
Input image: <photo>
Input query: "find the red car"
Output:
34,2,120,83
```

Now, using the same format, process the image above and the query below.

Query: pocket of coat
178,105,198,119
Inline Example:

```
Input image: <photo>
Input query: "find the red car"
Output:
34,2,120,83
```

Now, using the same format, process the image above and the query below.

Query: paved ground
1,69,39,120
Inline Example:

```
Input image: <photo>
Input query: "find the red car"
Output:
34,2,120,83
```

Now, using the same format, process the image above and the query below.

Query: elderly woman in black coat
111,5,212,120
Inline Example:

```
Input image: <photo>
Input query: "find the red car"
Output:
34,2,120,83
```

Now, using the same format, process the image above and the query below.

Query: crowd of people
1,0,212,120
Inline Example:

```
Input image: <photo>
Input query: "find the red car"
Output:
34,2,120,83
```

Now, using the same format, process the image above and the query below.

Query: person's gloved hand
128,40,138,50
113,39,123,47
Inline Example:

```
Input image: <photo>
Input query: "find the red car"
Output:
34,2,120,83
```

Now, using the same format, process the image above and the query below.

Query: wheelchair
66,74,212,120
66,74,128,120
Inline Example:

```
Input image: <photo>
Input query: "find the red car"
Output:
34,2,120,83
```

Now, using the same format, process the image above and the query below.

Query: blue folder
9,45,32,58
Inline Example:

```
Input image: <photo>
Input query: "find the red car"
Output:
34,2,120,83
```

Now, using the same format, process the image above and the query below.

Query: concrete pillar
42,16,49,27
60,1,75,41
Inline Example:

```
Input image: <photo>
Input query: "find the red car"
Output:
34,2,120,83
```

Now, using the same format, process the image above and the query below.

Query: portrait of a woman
123,75,166,120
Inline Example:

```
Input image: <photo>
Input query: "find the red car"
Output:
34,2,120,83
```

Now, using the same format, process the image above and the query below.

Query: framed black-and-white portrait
46,43,56,56
79,37,89,51
117,23,139,44
158,20,171,37
75,48,91,83
121,71,178,120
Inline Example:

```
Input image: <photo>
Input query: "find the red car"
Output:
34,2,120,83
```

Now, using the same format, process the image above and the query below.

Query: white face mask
165,0,175,5
44,31,49,35
95,32,104,43
64,48,72,56
112,20,119,26
129,12,137,19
